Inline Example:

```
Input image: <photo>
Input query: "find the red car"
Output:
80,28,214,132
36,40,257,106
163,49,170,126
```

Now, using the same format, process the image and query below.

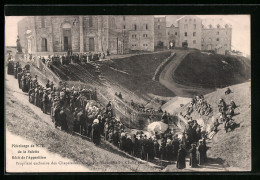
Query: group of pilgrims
9,61,211,169
30,49,110,68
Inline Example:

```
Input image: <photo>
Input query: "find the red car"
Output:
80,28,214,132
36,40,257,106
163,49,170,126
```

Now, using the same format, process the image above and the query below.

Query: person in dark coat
60,107,68,132
166,139,174,161
77,109,86,135
153,138,160,158
42,90,48,114
160,138,167,160
133,135,141,158
197,140,206,165
112,130,119,147
176,144,186,169
92,119,101,145
189,144,198,167
17,72,22,89
54,105,61,128
120,133,127,151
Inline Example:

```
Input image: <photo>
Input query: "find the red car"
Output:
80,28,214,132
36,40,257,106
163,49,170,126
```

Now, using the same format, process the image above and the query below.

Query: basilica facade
18,15,232,55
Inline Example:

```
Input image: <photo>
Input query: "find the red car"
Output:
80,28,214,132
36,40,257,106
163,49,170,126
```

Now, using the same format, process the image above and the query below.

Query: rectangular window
89,16,93,27
133,24,137,30
123,25,126,29
193,40,196,44
217,31,219,35
168,32,170,35
185,32,187,36
123,16,125,21
158,25,160,29
41,16,45,28
175,32,177,35
216,38,219,41
184,24,188,29
193,24,196,29
146,24,148,30
143,34,148,38
193,32,196,37
132,34,137,39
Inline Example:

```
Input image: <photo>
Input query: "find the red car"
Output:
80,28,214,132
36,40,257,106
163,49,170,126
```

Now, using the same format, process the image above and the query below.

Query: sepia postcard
5,13,251,173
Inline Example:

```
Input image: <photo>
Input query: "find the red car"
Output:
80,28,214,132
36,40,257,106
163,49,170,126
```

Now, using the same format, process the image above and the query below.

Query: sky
5,15,250,55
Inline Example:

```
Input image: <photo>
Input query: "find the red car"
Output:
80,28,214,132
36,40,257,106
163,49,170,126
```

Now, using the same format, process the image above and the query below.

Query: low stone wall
152,52,176,81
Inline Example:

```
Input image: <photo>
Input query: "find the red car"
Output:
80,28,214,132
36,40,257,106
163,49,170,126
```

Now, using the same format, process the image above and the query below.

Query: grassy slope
174,52,251,89
100,51,176,97
5,86,159,172
174,81,251,170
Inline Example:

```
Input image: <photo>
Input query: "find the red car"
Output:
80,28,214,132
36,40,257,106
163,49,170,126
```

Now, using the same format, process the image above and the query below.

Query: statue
16,35,23,53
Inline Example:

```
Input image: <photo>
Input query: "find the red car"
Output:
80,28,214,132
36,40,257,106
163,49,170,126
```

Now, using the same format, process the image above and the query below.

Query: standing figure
176,144,186,169
92,119,100,145
189,144,198,167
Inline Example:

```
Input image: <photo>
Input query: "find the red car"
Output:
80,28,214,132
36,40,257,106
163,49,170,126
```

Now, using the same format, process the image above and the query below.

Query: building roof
176,15,200,22
202,18,232,29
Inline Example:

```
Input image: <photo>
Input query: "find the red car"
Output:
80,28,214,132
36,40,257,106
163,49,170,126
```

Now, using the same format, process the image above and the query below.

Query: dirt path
159,49,213,97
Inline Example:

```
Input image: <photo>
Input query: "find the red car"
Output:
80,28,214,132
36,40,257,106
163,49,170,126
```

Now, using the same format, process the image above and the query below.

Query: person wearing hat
230,100,237,109
189,144,198,168
197,140,207,165
92,119,101,145
60,107,68,132
42,89,48,114
165,138,173,161
176,144,186,169
73,108,80,133
218,98,227,113
77,109,86,135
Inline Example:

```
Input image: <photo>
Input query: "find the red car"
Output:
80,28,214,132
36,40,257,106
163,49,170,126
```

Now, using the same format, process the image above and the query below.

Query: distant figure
107,49,110,56
16,35,23,53
176,144,186,169
225,88,232,95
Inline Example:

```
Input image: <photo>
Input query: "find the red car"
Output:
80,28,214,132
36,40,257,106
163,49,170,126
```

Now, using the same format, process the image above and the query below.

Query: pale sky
5,15,250,55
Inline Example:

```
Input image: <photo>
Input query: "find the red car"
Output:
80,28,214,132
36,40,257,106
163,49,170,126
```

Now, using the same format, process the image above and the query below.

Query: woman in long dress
176,144,186,169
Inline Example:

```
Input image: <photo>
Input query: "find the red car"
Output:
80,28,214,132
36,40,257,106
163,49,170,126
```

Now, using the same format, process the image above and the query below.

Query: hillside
174,52,251,89
5,72,160,172
99,51,176,98
175,81,251,170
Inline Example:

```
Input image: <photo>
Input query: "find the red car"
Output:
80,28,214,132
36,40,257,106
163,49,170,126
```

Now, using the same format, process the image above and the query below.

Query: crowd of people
184,95,212,118
218,97,238,133
32,49,109,69
9,61,210,169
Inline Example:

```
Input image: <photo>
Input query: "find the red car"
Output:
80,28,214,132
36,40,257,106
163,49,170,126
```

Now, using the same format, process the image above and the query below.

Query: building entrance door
63,29,71,51
41,38,47,51
64,37,69,51
89,38,94,51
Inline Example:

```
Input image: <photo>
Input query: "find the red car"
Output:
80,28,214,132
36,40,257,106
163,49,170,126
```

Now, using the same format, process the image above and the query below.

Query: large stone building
166,15,232,54
154,16,167,48
17,15,232,55
18,15,154,55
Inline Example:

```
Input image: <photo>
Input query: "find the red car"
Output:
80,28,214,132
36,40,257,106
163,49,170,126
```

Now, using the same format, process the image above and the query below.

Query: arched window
217,24,220,28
